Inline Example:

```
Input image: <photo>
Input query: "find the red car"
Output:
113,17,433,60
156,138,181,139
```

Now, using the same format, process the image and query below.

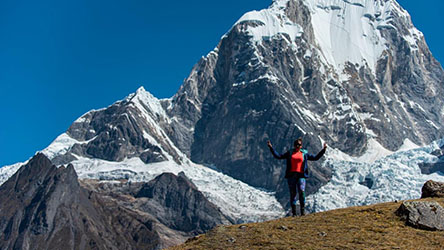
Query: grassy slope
169,198,444,250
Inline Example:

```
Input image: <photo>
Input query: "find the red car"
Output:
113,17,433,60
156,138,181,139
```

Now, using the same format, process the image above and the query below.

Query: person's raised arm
267,140,287,159
307,142,328,161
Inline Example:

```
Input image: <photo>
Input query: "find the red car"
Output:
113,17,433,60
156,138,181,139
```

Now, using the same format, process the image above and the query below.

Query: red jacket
269,147,326,178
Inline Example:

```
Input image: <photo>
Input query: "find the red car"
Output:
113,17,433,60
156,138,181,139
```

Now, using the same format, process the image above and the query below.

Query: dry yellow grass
169,198,444,250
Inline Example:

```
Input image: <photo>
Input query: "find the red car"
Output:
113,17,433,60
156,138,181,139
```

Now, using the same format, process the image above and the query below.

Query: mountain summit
167,0,444,199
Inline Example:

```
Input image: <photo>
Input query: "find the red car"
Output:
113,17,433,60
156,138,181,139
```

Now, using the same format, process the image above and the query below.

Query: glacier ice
306,138,444,212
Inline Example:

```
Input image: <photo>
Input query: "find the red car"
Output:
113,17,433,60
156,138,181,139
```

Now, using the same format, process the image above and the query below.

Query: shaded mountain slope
0,154,230,250
0,153,159,250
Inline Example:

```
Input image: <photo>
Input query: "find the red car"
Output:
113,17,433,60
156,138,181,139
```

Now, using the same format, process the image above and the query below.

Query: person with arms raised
267,138,327,216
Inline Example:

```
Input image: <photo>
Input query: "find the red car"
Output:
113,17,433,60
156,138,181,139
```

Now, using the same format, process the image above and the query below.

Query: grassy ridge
169,198,444,250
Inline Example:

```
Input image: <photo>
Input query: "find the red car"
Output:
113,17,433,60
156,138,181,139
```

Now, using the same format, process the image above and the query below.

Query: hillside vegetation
170,198,444,250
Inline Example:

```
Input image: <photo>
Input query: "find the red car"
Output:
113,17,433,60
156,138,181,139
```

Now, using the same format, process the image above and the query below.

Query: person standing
267,138,327,216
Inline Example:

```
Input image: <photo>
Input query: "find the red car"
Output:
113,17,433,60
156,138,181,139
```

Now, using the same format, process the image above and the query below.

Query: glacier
306,138,444,212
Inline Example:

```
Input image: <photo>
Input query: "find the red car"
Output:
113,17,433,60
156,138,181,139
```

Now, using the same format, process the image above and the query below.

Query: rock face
82,172,232,235
418,147,444,174
418,161,444,175
396,201,444,231
135,172,232,233
421,180,444,198
0,154,230,250
0,153,160,250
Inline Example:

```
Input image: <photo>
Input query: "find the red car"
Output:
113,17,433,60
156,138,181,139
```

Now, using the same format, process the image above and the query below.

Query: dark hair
294,138,303,147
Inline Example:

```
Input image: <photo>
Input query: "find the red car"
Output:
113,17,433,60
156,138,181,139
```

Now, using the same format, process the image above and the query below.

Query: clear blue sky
0,0,443,166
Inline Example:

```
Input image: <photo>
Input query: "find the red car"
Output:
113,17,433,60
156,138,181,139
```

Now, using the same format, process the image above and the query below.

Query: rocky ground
170,197,444,250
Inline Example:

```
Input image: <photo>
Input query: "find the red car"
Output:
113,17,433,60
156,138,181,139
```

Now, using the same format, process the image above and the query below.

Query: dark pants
287,173,306,215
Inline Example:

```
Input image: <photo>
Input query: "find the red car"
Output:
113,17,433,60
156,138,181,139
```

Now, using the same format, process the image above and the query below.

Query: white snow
234,0,421,81
235,9,304,44
130,87,168,118
408,100,426,113
398,138,420,152
41,133,82,160
0,151,285,223
357,112,380,122
74,116,89,123
233,72,280,87
0,161,26,185
298,106,321,123
355,138,393,162
427,119,440,130
301,0,395,74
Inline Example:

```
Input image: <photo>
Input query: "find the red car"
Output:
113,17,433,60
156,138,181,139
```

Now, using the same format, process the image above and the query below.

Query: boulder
421,180,444,198
396,201,444,231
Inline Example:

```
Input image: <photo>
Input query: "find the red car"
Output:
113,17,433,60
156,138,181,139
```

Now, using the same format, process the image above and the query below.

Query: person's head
294,138,303,149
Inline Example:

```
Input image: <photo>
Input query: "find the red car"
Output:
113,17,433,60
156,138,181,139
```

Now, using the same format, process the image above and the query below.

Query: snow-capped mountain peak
128,86,169,118
235,0,422,76
167,0,443,212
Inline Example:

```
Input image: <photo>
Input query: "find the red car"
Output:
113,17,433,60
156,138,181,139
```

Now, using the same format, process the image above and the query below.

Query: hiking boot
291,205,297,216
300,207,305,216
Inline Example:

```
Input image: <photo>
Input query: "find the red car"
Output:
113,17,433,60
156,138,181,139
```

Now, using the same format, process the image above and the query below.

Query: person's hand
267,140,273,149
323,142,328,149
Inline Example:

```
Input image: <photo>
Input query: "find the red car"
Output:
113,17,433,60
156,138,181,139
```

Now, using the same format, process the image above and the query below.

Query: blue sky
0,0,443,166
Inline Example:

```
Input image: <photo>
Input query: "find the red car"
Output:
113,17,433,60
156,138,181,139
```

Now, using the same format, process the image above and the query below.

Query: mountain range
1,0,443,249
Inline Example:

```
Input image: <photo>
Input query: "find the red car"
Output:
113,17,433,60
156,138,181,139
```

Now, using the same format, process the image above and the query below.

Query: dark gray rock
139,145,167,164
0,153,161,250
418,162,444,175
396,201,444,231
421,180,444,198
430,149,443,157
135,172,232,232
418,149,444,174
359,176,374,189
79,172,232,246
50,152,78,166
